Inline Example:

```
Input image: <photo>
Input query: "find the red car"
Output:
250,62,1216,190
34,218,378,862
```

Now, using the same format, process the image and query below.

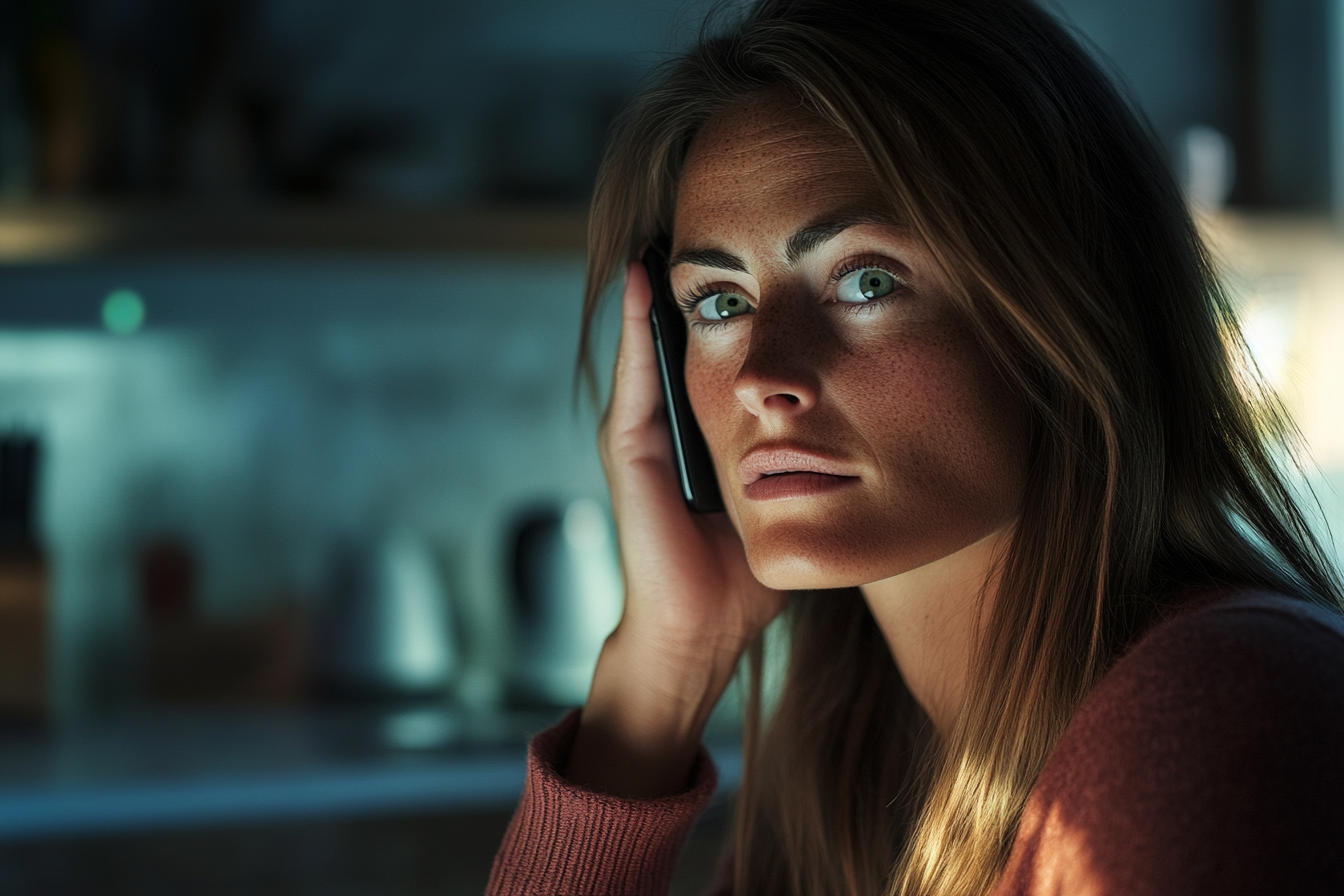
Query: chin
744,528,897,590
750,559,849,591
741,512,1011,591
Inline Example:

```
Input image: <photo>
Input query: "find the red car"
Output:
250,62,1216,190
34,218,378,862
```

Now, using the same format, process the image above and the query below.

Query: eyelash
677,255,906,329
676,283,720,316
676,282,745,332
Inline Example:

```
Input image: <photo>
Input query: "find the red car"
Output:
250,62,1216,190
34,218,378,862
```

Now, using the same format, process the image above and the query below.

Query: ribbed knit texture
487,709,718,895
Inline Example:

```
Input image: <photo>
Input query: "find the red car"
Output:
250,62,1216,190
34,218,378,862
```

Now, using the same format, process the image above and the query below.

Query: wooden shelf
0,203,590,262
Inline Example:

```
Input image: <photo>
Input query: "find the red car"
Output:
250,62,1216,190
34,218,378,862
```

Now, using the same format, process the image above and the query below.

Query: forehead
674,95,884,243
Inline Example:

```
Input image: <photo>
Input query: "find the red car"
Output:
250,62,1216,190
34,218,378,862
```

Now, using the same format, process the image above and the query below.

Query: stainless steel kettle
317,530,458,698
509,499,622,706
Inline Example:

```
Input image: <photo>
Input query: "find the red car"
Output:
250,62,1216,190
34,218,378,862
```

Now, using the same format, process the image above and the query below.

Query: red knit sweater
488,591,1344,894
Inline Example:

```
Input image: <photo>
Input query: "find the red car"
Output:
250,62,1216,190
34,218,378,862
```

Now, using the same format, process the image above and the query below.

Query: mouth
739,446,860,501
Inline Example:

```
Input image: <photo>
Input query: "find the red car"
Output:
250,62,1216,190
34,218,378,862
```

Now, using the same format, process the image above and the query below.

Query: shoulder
997,590,1344,896
1090,589,1344,731
1085,590,1344,755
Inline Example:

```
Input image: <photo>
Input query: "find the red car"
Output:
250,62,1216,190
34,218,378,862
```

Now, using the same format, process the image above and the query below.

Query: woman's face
671,95,1030,590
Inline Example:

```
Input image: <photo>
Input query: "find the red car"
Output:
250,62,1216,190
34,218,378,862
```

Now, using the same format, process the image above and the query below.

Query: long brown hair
578,1,1344,893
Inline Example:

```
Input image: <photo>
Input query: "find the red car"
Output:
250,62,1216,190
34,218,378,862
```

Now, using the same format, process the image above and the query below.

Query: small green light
102,288,145,334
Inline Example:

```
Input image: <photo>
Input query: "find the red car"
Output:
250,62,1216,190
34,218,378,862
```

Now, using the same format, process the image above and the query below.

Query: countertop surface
0,705,743,840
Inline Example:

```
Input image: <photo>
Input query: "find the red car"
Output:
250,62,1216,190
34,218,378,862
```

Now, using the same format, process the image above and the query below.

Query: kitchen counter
0,705,743,840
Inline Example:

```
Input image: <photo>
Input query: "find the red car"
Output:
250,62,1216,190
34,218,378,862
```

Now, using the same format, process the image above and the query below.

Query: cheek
849,329,1027,513
685,342,741,449
686,342,750,520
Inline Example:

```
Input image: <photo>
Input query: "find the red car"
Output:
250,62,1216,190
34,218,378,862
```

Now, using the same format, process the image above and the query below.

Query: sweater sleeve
994,592,1344,896
487,709,719,895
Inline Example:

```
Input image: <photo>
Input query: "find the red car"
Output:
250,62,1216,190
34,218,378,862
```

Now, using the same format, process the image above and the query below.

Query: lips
738,446,859,501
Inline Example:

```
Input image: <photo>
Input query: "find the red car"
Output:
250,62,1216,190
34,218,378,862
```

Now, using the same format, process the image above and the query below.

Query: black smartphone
643,242,726,513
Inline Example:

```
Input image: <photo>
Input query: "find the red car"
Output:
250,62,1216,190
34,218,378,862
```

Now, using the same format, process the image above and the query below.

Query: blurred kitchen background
0,0,1343,893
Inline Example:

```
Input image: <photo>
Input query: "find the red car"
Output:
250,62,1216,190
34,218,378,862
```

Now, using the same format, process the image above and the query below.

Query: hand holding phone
566,252,787,800
643,243,725,513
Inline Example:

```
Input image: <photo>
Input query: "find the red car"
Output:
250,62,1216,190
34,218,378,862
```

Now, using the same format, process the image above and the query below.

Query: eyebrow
669,213,900,273
669,247,748,273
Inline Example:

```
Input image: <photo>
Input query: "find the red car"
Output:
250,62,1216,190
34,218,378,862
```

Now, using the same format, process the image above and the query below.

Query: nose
732,303,821,418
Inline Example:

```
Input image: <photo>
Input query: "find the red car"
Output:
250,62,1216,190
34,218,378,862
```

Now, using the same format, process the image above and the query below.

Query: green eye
838,268,899,303
695,292,752,321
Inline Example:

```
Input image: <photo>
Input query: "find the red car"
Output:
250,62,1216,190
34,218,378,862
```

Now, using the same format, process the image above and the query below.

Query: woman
490,0,1344,893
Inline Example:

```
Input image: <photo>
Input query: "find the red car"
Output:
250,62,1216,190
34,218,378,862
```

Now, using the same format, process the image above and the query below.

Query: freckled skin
673,95,1030,590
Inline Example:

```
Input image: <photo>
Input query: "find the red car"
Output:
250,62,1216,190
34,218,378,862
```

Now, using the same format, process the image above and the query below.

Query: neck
860,524,1013,734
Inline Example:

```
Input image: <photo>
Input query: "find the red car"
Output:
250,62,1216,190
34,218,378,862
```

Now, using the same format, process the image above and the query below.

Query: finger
606,260,665,434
